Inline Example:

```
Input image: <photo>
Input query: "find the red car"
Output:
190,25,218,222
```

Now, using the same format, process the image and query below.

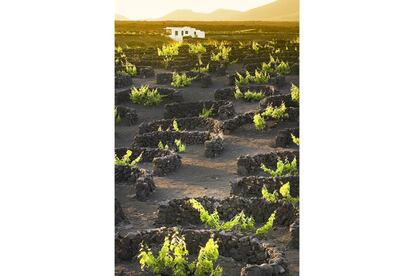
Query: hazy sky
116,0,276,20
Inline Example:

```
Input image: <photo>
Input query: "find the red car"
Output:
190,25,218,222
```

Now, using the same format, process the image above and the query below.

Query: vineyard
115,21,300,276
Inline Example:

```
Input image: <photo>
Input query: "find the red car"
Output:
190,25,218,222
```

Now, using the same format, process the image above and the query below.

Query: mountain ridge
157,0,298,21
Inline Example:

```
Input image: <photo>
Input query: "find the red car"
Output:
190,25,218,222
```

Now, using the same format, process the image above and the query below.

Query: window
175,31,178,36
182,30,184,36
185,31,188,35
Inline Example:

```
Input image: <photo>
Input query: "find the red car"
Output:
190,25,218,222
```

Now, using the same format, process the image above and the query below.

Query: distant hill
159,9,243,21
115,14,129,21
158,0,298,21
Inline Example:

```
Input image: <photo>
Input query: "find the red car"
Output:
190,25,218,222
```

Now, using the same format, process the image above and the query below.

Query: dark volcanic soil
115,65,299,275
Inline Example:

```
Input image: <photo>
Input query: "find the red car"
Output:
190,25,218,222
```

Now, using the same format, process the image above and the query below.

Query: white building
165,26,205,42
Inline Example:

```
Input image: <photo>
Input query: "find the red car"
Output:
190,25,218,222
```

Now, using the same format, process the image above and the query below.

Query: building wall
166,27,205,42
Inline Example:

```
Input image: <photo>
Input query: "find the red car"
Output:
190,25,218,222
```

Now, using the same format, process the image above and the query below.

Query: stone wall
274,127,300,148
260,94,299,109
115,227,287,272
138,117,221,135
214,85,278,101
204,135,224,158
237,150,299,176
156,72,173,84
230,176,299,198
114,165,147,184
136,66,154,79
155,196,296,227
164,100,232,119
132,130,211,148
115,147,182,176
219,108,298,134
289,217,299,249
115,105,139,126
115,198,127,226
114,165,155,201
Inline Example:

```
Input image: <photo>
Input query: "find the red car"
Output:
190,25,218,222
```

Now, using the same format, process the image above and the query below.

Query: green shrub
234,86,264,101
261,55,277,74
175,139,186,153
115,46,137,76
158,141,170,150
252,70,270,84
189,199,273,237
171,72,195,88
130,85,164,106
235,72,251,86
255,212,276,237
291,83,299,103
138,231,222,276
199,106,214,119
252,41,260,54
189,199,255,233
253,114,266,131
192,238,222,276
114,150,142,167
188,43,206,55
188,43,207,66
157,43,180,68
260,158,298,177
125,62,138,77
234,86,244,100
275,61,291,75
291,133,300,145
221,211,255,232
261,102,289,123
279,182,299,207
210,43,231,62
261,186,279,203
172,119,180,132
244,90,265,101
189,199,221,230
191,64,209,74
